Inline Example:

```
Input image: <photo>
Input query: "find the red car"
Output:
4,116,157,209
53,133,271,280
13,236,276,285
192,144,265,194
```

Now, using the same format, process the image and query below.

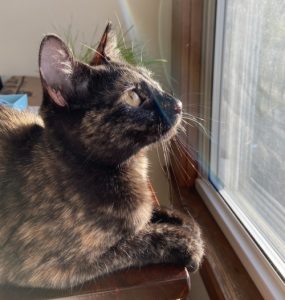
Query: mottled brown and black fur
0,24,204,288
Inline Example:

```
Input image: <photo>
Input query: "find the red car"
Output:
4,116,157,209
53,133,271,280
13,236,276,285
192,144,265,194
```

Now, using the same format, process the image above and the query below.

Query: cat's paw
160,221,204,272
185,221,205,272
179,223,204,272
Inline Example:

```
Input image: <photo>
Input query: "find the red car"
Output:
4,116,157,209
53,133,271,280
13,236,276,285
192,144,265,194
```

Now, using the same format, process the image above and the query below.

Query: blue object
0,94,28,111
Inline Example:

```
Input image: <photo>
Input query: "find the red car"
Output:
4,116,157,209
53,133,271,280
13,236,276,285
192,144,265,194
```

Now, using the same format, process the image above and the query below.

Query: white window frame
196,1,285,299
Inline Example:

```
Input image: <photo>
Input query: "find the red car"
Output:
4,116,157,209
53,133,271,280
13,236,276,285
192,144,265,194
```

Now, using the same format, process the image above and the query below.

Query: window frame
196,0,285,299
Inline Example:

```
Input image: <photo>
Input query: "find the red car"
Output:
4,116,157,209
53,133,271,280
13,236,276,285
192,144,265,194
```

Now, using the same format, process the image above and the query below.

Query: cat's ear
39,35,74,107
90,22,118,66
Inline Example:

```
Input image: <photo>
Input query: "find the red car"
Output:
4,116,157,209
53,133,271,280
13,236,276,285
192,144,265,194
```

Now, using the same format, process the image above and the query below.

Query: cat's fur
0,24,204,288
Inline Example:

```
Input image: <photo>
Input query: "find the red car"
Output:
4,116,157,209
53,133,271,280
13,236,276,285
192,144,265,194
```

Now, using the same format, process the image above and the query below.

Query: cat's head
39,23,182,165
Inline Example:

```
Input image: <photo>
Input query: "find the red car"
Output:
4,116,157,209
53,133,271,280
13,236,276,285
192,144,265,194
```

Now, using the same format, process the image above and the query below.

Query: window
196,0,285,298
211,0,285,275
170,0,285,297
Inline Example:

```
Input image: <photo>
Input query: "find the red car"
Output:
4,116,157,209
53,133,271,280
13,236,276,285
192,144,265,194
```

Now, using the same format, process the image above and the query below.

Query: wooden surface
171,187,264,300
0,265,190,300
171,2,264,298
171,0,203,188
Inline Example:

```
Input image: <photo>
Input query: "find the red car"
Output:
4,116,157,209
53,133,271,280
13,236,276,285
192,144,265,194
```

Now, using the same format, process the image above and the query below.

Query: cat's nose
174,100,182,114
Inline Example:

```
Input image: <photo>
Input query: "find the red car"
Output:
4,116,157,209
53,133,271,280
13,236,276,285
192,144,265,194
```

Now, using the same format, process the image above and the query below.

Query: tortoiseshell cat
0,24,204,288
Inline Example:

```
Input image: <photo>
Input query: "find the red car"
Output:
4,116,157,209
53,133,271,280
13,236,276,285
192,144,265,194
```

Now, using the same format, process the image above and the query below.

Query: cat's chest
63,157,153,232
78,153,150,203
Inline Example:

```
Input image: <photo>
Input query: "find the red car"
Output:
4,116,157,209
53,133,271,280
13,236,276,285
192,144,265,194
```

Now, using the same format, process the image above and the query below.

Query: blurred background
0,0,173,206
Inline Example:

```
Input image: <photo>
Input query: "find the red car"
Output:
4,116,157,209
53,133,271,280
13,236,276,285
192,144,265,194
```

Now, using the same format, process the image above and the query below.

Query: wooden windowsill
171,186,264,300
0,265,189,300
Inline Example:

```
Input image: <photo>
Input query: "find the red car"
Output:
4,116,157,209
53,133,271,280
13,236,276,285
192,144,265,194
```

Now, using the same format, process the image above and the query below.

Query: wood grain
171,187,264,300
0,265,190,300
171,0,203,188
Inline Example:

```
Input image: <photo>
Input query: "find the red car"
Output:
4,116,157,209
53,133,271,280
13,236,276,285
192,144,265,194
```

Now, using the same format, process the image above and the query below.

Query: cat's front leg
99,221,204,275
7,222,204,289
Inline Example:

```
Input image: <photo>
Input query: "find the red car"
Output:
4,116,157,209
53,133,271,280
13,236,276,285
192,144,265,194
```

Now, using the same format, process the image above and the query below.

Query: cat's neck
42,124,145,168
42,127,149,176
40,128,153,216
122,150,149,181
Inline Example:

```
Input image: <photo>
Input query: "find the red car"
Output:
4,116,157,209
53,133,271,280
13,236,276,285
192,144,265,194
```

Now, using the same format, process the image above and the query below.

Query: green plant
55,23,166,67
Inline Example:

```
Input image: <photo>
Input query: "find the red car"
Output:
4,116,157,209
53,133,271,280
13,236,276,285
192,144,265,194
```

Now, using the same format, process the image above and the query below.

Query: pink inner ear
39,36,74,106
46,86,67,107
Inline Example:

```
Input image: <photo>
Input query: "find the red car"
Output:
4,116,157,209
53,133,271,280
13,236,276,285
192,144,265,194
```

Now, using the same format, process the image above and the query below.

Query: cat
0,23,204,289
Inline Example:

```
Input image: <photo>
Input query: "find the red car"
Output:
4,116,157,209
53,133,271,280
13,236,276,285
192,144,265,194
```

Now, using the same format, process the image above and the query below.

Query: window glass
211,0,285,276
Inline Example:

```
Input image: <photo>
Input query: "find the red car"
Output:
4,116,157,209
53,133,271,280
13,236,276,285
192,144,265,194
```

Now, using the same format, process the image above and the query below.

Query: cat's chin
160,126,178,142
160,115,182,142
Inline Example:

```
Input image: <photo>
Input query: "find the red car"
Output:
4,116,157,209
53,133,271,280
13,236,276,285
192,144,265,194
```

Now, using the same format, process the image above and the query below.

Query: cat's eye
121,90,141,107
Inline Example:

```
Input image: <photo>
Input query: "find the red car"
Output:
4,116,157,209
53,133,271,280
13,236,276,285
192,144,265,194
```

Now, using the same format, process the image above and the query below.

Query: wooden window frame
171,1,285,299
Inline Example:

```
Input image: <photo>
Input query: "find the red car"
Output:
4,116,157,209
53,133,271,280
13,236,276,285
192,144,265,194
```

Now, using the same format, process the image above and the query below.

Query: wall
0,0,172,83
189,272,210,300
0,0,172,203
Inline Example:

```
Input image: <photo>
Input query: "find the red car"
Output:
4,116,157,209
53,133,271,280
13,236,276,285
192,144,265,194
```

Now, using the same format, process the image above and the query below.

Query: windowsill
170,0,285,298
170,182,264,300
195,178,285,300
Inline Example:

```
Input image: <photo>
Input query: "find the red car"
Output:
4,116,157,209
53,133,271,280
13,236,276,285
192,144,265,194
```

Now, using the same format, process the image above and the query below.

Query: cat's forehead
97,62,162,92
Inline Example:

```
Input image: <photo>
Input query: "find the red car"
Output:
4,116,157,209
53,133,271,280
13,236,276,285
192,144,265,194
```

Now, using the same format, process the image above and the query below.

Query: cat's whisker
162,142,172,182
171,139,193,169
164,141,184,205
182,116,206,125
182,118,211,138
181,103,211,109
173,92,204,101
182,110,223,124
157,125,171,182
174,135,198,152
168,142,194,181
161,141,171,180
181,119,194,128
173,138,202,177
160,143,170,190
174,137,196,159
173,137,189,157
182,114,206,122
182,111,203,116
156,145,168,177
